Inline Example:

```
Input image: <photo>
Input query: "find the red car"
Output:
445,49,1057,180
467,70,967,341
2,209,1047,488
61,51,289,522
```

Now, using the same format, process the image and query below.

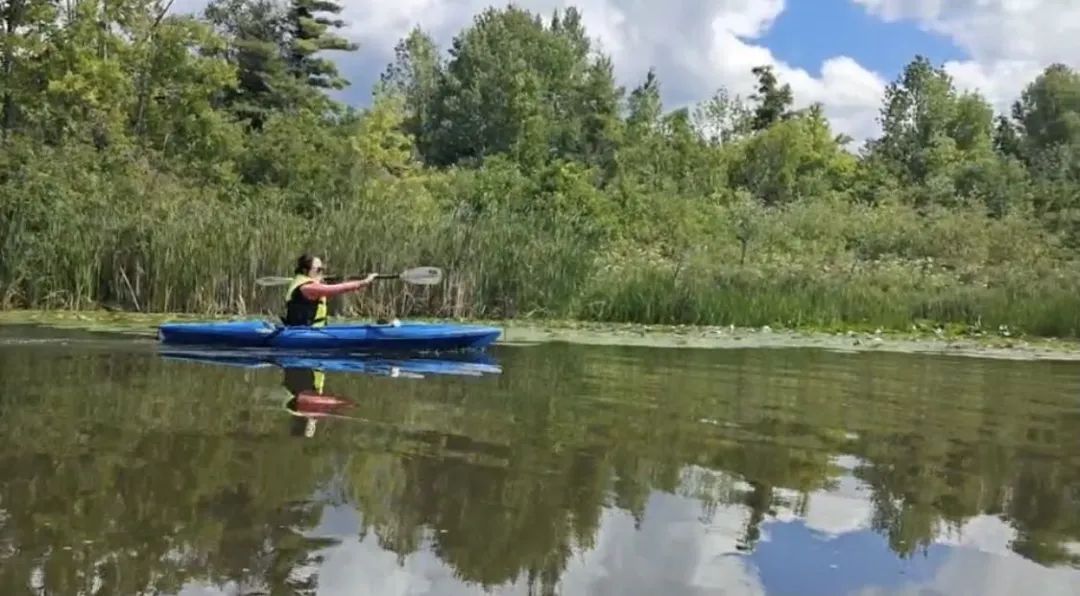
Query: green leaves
1014,64,1080,153
731,107,856,206
750,65,793,131
379,27,442,152
286,0,357,88
353,91,417,179
864,55,1031,214
0,0,58,135
421,6,621,169
874,56,979,181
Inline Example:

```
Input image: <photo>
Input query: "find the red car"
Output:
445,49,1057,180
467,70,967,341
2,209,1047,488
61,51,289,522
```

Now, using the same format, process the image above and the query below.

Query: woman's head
294,254,324,279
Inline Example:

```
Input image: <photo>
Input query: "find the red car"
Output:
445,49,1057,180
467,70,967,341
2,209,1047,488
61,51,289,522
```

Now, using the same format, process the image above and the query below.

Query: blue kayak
156,320,501,352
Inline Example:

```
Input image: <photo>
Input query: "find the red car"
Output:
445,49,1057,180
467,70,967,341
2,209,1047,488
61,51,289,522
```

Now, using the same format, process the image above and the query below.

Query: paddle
254,266,443,288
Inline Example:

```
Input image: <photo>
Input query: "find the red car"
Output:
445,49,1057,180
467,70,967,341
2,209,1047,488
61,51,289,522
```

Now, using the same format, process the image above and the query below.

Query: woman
283,254,377,327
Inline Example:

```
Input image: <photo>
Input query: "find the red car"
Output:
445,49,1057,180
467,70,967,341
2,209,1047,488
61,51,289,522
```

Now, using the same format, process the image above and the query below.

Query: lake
1,323,1079,595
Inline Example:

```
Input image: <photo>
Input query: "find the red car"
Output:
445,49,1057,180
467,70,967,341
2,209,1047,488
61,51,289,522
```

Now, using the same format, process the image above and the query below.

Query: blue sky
174,0,1080,143
760,0,965,77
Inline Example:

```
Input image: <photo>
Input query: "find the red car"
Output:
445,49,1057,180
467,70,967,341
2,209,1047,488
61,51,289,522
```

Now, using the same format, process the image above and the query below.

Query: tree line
2,2,1080,335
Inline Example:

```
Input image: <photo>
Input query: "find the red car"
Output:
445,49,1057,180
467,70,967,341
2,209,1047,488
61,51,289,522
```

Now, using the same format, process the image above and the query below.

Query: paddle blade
399,266,443,285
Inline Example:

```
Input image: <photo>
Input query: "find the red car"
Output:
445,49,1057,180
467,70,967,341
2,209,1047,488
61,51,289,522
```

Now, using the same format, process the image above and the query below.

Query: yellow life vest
283,274,328,327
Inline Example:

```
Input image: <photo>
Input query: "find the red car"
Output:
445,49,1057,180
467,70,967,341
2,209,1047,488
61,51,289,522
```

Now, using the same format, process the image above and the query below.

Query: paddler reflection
281,367,356,438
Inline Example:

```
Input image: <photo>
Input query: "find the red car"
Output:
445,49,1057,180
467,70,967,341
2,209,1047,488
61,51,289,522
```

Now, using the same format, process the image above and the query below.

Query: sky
172,0,1080,145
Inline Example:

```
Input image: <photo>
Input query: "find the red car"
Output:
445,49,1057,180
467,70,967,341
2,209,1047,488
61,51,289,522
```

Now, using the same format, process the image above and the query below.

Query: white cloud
852,0,1080,112
686,2,886,142
168,0,1080,145
773,473,876,537
557,494,766,596
170,0,888,144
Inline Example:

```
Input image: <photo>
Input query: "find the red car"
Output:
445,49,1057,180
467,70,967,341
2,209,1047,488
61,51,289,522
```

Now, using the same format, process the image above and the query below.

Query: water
1,325,1080,595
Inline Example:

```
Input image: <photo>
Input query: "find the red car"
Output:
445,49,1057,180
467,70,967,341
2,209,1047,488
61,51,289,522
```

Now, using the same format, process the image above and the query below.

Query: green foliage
0,0,58,135
2,3,1080,338
423,6,620,168
378,26,442,151
286,0,357,90
1013,63,1080,154
731,105,857,205
750,65,793,131
693,87,753,145
205,0,300,127
866,55,1015,212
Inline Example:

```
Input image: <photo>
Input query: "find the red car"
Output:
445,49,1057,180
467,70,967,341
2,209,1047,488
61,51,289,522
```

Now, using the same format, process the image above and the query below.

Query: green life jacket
283,274,328,327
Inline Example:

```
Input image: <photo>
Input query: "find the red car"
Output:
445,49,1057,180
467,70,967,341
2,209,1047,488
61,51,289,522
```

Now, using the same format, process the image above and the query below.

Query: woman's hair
294,253,317,275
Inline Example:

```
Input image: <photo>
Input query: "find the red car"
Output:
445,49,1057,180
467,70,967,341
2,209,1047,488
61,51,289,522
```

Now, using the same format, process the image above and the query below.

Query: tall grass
581,260,1080,335
3,147,1080,337
579,197,1080,335
0,150,598,320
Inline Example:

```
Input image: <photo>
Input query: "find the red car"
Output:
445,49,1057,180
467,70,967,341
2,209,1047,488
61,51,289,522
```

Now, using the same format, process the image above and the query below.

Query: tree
205,0,303,127
948,92,994,153
423,5,618,168
872,55,960,183
626,68,663,133
613,69,667,192
1,0,57,137
378,27,442,154
866,55,1012,211
750,65,793,131
352,90,417,180
576,55,623,177
242,112,357,216
732,105,856,205
126,13,243,177
285,0,358,90
1012,64,1080,154
994,114,1024,159
693,87,752,145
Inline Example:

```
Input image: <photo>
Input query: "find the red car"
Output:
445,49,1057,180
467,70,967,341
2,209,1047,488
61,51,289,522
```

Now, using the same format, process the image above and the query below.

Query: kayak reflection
156,348,503,378
158,348,503,437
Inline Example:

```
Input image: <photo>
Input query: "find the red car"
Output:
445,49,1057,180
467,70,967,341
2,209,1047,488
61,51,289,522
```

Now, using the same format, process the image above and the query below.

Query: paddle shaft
256,266,441,287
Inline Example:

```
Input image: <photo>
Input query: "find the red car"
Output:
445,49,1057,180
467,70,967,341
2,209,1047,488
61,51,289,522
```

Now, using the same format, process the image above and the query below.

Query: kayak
156,320,501,352
158,348,502,378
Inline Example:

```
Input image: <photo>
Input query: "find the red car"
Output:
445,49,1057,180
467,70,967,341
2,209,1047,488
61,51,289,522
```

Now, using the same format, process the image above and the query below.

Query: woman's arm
299,277,374,300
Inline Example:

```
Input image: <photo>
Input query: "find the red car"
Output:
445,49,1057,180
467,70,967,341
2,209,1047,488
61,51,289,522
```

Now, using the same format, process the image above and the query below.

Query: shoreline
3,309,1080,362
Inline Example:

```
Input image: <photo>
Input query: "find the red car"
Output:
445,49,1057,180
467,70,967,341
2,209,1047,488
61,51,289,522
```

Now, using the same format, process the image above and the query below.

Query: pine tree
749,65,793,131
286,0,357,90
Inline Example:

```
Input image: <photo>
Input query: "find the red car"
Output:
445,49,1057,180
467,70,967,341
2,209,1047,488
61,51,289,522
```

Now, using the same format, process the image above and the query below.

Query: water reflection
157,347,504,378
158,348,503,439
281,367,354,438
1,335,1079,595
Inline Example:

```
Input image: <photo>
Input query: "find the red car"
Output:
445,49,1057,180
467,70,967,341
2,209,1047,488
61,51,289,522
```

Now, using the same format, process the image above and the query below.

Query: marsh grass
3,153,1079,337
581,261,1080,336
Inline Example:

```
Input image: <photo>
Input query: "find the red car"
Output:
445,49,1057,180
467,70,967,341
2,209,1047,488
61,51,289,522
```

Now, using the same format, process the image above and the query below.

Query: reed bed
3,153,1078,337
